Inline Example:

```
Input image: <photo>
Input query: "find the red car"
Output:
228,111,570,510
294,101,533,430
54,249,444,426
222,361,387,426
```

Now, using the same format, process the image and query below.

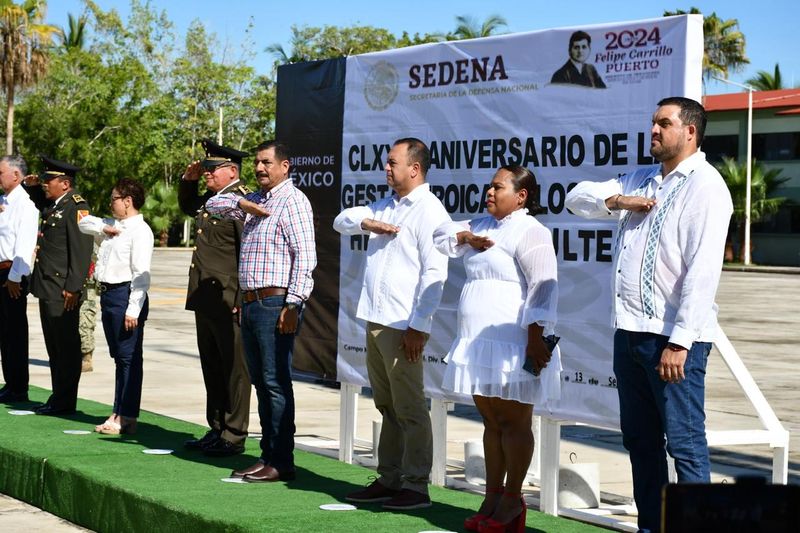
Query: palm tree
60,12,87,51
664,8,748,82
450,14,507,40
0,0,60,154
716,157,790,262
142,181,185,247
746,63,783,91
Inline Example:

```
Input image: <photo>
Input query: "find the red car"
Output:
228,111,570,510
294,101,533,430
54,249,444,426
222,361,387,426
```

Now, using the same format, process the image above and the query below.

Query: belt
99,281,131,293
0,260,12,270
241,287,287,303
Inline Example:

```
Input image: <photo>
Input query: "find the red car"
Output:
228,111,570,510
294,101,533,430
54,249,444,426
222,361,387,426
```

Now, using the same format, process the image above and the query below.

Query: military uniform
30,181,93,413
79,246,99,372
79,273,98,371
179,170,252,449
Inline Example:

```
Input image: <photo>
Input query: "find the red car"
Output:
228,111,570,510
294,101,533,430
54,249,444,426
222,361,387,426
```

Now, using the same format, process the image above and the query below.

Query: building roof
703,88,800,115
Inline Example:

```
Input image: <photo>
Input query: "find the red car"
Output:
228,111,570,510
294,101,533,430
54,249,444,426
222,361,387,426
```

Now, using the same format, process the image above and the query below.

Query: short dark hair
569,31,592,49
499,165,547,216
1,155,28,176
393,137,431,176
657,96,707,146
255,140,291,163
114,178,146,210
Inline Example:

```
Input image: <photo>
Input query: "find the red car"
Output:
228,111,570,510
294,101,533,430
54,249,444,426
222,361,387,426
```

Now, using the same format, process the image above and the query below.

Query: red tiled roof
703,88,800,112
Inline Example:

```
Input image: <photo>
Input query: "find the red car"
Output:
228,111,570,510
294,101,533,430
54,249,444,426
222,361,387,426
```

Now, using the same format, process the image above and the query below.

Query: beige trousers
366,322,432,495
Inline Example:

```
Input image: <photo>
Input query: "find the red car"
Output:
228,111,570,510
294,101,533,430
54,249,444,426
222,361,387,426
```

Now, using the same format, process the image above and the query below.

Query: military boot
81,352,93,372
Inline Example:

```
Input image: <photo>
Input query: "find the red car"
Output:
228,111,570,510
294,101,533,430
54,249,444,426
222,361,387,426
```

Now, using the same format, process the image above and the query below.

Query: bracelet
614,194,622,210
666,343,685,352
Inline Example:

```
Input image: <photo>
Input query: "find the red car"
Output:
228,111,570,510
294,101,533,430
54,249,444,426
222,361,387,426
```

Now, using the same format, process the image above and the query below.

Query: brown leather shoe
243,465,296,483
231,461,265,478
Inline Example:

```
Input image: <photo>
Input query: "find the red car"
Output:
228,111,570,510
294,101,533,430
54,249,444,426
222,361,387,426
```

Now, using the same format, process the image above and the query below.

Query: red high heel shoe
477,493,526,533
464,486,504,532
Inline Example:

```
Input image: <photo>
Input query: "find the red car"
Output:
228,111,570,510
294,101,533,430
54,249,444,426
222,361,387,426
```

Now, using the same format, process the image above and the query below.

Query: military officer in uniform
28,156,93,415
179,139,252,456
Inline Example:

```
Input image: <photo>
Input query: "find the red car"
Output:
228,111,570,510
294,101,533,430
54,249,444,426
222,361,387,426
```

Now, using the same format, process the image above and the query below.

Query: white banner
337,15,703,427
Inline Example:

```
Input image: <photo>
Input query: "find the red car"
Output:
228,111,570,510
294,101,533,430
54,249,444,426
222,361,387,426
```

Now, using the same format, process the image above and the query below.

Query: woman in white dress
78,178,153,435
433,165,559,533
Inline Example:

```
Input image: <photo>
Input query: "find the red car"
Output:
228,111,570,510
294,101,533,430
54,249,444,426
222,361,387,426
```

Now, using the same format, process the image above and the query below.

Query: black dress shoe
202,438,245,457
34,404,76,416
184,430,221,450
0,389,28,403
243,465,296,483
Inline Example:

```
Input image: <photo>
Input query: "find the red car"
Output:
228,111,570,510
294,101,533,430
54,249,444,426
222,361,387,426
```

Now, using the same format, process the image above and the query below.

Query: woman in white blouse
78,178,153,434
433,166,560,533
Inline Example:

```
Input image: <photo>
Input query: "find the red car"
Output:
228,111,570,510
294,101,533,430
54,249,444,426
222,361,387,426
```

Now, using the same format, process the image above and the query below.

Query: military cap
200,139,249,169
39,155,81,181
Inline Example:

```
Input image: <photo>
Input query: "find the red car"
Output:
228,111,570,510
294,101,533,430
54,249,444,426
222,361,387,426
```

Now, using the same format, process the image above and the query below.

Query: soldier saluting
26,156,93,415
179,139,252,457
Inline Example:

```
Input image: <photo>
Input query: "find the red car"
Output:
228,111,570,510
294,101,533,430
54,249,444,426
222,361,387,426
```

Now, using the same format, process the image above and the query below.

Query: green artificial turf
0,386,607,532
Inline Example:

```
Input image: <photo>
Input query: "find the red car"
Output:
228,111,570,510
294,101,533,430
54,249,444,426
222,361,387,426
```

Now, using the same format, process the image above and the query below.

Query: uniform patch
72,194,85,203
237,185,252,195
77,210,89,223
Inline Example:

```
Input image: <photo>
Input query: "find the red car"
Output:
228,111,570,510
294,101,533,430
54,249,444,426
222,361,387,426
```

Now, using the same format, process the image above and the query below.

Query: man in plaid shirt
205,140,316,482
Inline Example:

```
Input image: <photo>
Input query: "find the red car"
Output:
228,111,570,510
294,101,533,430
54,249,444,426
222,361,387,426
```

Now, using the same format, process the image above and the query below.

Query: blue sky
46,0,798,93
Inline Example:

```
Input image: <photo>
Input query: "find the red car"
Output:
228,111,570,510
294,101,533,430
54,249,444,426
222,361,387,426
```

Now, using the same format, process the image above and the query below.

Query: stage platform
0,387,605,532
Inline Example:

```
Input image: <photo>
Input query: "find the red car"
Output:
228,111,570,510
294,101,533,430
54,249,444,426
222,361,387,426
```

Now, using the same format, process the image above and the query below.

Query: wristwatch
666,342,685,352
283,302,300,312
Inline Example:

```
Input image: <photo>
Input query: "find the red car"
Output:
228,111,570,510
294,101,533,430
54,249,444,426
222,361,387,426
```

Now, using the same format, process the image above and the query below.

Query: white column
430,399,453,486
743,87,753,265
539,417,562,515
338,383,360,463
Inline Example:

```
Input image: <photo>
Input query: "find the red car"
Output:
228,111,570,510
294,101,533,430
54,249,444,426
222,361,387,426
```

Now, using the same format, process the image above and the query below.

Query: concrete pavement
2,248,798,531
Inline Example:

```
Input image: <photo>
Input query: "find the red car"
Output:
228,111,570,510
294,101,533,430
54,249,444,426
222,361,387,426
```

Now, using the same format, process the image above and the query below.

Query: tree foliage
449,14,507,40
715,157,790,261
141,180,179,246
59,13,87,51
0,0,60,153
266,24,442,66
746,63,784,91
266,14,509,67
14,1,273,238
664,7,748,81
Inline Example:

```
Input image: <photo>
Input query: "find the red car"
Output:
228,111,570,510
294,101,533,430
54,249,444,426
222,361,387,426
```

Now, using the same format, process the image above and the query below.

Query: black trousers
0,269,29,393
195,311,251,444
39,299,82,410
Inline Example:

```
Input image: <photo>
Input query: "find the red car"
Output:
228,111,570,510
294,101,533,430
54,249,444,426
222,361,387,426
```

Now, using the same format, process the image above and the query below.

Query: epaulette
72,194,86,204
237,184,252,195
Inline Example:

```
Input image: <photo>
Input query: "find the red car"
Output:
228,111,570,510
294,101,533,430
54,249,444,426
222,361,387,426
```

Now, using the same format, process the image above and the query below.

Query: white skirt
441,336,562,406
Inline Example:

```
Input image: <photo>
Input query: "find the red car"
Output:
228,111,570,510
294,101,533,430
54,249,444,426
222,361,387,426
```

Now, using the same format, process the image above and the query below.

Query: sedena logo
364,61,399,111
408,55,508,88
